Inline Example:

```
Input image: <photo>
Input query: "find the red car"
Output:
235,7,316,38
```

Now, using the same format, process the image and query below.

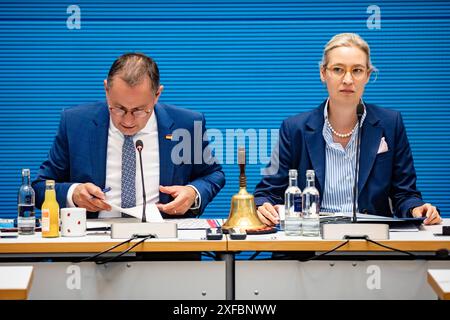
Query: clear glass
302,170,320,237
284,169,302,236
17,169,35,235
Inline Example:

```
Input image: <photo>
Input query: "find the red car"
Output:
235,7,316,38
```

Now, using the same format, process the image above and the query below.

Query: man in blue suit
255,33,441,225
33,53,225,219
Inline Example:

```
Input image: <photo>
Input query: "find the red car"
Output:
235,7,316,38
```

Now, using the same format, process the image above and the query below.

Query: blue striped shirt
321,99,367,213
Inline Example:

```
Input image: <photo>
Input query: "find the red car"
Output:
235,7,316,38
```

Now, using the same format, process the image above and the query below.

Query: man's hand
257,202,282,226
72,183,111,212
156,185,197,215
411,203,442,225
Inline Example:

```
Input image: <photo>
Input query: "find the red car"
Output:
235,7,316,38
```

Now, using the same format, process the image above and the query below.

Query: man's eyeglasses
109,107,151,118
325,65,368,80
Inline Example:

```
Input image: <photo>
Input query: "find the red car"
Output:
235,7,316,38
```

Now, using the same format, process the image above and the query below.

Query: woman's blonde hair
320,33,375,70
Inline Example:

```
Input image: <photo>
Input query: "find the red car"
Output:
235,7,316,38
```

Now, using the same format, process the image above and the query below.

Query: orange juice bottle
41,180,60,238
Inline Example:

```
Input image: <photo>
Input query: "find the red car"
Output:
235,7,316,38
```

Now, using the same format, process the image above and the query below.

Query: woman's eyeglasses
325,65,368,80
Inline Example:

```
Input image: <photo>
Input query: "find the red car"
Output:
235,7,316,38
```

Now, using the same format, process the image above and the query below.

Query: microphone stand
321,102,389,240
136,141,146,223
110,140,178,239
352,103,364,223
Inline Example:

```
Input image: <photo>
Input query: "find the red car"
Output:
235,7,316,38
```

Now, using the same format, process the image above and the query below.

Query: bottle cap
288,169,298,178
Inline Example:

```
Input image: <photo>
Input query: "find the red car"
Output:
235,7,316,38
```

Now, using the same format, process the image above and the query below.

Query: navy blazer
254,101,425,218
33,101,225,218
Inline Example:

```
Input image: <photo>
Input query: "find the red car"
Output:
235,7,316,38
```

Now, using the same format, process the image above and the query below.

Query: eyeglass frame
323,64,370,80
108,105,153,118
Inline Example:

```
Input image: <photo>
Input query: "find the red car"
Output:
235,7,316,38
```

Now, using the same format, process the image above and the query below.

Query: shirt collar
323,97,367,123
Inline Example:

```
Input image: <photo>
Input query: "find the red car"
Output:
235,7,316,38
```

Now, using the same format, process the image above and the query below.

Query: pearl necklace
326,118,357,138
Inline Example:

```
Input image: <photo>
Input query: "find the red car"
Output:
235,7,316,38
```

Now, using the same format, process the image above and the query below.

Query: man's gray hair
106,52,160,94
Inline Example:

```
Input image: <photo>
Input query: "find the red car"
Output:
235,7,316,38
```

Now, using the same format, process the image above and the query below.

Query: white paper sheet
106,202,163,222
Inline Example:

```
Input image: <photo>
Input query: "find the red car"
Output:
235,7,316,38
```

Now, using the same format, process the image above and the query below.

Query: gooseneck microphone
321,101,388,240
135,140,147,223
352,102,364,223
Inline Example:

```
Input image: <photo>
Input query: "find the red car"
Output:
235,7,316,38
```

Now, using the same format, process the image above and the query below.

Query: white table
1,220,449,300
427,269,450,300
230,220,450,300
0,266,34,300
0,230,228,300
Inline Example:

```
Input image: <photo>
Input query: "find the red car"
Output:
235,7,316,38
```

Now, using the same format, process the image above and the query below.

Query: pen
102,187,111,193
91,187,111,200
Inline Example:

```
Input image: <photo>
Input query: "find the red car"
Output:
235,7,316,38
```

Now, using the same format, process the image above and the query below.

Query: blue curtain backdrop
0,0,449,219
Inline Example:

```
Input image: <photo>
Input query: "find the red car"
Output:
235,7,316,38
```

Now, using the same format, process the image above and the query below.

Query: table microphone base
321,223,389,240
111,222,178,239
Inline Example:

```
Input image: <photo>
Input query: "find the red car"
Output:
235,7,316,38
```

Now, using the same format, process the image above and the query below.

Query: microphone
110,139,178,239
135,140,147,223
352,102,364,223
320,101,388,240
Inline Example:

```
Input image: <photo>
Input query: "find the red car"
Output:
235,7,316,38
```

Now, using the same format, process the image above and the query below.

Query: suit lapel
304,103,326,193
89,102,109,188
358,106,382,194
154,104,176,201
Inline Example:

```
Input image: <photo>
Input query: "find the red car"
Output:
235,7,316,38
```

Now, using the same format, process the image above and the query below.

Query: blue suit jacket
33,101,225,218
254,101,425,218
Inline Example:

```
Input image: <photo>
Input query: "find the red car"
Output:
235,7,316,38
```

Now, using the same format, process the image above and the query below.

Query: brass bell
222,147,266,232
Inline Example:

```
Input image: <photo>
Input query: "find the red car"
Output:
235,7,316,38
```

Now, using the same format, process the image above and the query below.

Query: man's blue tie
121,135,136,217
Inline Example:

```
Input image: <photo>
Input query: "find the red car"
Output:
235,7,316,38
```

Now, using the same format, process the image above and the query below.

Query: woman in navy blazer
255,33,442,225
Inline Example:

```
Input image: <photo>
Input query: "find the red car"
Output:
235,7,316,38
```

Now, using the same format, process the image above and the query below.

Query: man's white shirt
99,113,160,218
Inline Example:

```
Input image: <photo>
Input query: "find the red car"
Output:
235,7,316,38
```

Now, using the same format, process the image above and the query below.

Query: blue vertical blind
0,0,449,218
